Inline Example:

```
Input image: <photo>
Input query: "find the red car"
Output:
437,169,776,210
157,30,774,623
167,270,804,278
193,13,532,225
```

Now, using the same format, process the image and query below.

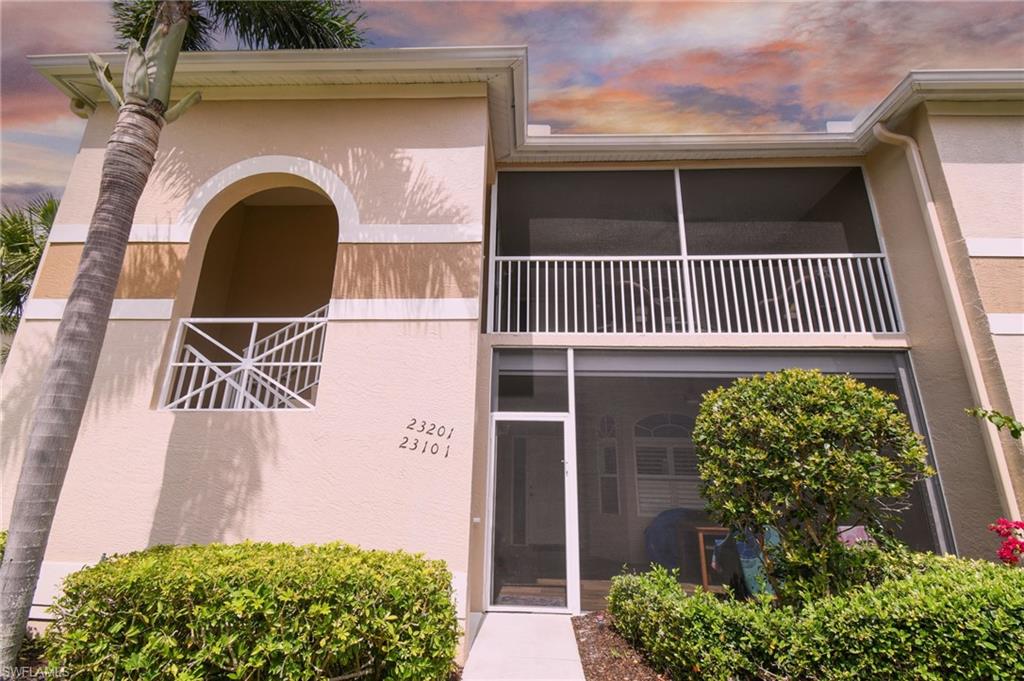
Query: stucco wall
2,93,489,643
864,139,1010,553
56,97,487,228
34,243,188,299
921,105,1024,240
919,106,1024,419
1,319,480,618
909,105,1024,506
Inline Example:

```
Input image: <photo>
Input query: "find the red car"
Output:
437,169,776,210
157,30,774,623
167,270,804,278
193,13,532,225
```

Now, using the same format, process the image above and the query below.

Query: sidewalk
461,613,586,681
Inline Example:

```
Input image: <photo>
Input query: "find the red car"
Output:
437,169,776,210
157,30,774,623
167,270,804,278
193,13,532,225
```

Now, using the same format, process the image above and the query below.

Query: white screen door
487,413,580,613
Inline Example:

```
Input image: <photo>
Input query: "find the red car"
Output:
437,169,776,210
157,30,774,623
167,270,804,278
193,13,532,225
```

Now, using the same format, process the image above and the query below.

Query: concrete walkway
462,613,586,681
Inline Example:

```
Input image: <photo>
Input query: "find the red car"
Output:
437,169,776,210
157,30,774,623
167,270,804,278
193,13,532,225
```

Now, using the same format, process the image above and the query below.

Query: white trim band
29,560,88,621
24,297,480,320
328,297,479,320
989,313,1024,335
341,223,482,243
49,222,483,244
48,223,193,243
965,238,1024,258
24,298,175,320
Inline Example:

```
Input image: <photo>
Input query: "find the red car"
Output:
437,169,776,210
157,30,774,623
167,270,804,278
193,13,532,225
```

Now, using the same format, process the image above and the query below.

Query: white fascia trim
23,298,174,320
341,223,483,243
49,223,192,243
328,297,478,320
989,313,1024,335
29,46,527,79
965,238,1024,258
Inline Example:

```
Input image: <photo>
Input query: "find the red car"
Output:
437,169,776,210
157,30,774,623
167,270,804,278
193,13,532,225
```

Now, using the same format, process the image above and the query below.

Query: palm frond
113,0,215,51
206,0,366,50
1,195,59,334
112,0,365,53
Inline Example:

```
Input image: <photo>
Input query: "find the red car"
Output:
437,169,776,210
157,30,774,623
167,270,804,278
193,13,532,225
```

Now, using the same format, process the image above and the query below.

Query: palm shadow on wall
1,245,186,526
333,146,479,302
146,143,481,547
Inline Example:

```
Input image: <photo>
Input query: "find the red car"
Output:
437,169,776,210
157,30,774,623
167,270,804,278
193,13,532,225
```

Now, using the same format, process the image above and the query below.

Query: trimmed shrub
609,566,792,681
45,542,458,680
692,368,932,603
0,529,6,558
608,557,1024,681
783,556,1024,680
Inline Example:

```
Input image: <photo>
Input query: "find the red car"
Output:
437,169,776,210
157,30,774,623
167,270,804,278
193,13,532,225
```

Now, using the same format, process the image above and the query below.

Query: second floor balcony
487,167,903,336
490,253,900,334
161,306,328,411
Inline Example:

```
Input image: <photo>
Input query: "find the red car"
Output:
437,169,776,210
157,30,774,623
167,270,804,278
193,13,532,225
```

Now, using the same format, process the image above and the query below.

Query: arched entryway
191,185,338,319
160,158,351,410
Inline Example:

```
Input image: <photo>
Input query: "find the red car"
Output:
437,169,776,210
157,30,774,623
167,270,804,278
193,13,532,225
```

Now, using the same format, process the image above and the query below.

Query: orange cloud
4,0,1024,203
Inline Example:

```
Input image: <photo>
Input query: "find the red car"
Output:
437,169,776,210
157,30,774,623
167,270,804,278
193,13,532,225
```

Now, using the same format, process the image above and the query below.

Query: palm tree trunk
0,101,164,667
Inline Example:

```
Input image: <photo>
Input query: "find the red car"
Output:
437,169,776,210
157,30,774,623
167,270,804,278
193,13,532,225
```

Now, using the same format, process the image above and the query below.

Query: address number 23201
399,418,453,458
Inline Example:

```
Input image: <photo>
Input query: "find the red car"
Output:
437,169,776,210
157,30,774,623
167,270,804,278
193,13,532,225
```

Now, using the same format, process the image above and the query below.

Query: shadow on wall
115,243,187,299
7,96,484,543
147,412,280,546
332,146,479,301
337,146,472,225
144,144,479,547
151,141,474,228
332,242,480,300
1,230,184,510
0,329,56,522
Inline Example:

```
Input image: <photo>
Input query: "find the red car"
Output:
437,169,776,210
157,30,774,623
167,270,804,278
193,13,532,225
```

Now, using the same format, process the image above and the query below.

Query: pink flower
989,518,1024,566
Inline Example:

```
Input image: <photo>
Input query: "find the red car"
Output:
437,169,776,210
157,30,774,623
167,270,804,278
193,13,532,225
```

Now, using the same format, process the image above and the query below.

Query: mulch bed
572,611,668,681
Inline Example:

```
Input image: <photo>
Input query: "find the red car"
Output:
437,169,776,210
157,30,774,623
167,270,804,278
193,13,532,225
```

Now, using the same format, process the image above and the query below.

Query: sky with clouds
2,0,1023,205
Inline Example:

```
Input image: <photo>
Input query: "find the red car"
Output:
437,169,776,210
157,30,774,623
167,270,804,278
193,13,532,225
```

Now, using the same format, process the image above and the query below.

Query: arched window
634,413,694,438
634,413,701,515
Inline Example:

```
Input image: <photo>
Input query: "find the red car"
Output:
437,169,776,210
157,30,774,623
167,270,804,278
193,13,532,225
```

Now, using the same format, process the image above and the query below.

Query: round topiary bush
692,368,932,603
45,542,458,680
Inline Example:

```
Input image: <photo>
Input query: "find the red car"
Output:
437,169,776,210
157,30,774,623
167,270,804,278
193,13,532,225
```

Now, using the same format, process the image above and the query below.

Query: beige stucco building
2,48,1022,655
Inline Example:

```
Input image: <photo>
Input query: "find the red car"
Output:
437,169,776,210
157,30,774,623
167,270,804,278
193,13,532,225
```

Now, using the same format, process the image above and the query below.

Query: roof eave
28,48,1024,162
510,69,1024,162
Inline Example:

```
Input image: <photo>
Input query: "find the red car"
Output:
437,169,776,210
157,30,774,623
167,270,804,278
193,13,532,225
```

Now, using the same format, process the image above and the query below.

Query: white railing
160,304,328,410
489,254,901,334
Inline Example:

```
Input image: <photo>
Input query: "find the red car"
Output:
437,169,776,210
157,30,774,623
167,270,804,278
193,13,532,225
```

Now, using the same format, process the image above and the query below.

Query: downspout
873,122,1021,522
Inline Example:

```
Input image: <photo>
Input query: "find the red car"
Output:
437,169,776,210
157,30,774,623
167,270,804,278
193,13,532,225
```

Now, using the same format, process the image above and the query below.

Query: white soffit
29,48,1024,163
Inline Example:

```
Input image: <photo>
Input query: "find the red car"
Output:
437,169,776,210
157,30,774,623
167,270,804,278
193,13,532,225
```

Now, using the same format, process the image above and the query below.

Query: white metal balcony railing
160,304,328,410
489,254,901,335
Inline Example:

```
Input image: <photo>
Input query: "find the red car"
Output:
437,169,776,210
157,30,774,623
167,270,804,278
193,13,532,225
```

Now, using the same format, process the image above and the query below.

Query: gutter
873,123,1022,522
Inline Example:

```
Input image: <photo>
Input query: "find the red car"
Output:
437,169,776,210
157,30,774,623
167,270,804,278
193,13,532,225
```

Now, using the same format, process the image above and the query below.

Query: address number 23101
399,418,453,458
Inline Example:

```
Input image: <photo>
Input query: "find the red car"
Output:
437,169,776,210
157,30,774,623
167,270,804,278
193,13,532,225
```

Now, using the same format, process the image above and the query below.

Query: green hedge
45,542,458,680
609,567,791,679
609,555,1024,681
0,529,6,558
